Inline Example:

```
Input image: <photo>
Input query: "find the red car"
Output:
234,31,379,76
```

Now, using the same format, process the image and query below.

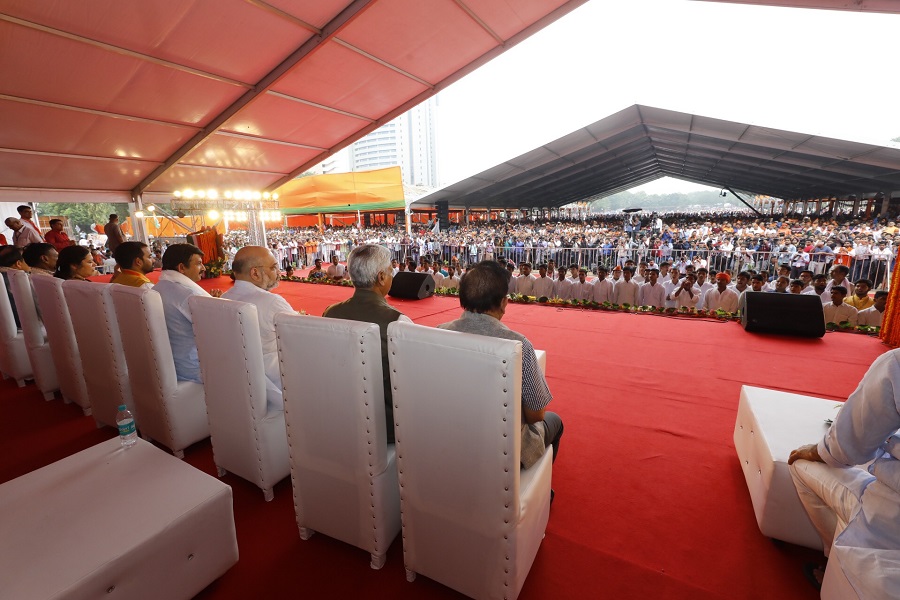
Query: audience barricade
189,296,290,502
386,321,552,598
63,281,133,429
8,271,55,398
109,285,209,458
0,273,34,389
274,314,401,570
30,275,91,415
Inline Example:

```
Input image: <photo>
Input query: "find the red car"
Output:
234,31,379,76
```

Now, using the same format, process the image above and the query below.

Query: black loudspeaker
740,292,826,337
389,272,435,300
436,200,449,230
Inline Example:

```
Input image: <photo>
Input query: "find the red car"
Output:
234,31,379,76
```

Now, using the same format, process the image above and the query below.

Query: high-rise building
348,97,438,188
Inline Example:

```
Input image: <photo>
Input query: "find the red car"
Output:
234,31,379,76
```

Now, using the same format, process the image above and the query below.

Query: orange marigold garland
879,256,900,348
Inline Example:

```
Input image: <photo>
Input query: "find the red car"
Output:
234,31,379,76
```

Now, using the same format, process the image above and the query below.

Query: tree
38,203,129,234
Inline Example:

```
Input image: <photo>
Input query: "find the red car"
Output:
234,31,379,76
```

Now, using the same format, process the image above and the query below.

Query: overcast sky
435,0,900,195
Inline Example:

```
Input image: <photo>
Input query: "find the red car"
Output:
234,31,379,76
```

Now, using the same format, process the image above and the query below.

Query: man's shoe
802,562,825,592
550,489,555,505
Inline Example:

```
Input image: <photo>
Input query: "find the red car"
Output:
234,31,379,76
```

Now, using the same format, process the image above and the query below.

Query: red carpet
0,275,888,599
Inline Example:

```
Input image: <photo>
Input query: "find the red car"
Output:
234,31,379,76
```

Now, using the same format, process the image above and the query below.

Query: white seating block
734,385,842,550
0,438,238,600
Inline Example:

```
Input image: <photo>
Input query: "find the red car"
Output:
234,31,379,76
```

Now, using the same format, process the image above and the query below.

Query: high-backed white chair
274,314,401,569
109,285,209,458
64,281,133,429
8,271,56,399
387,321,552,599
0,273,32,388
189,296,289,501
30,275,91,415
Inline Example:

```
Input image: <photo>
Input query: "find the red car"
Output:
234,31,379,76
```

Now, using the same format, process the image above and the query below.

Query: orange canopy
277,167,405,215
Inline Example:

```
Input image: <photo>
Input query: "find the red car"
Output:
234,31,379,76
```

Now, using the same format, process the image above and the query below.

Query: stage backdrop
276,166,405,216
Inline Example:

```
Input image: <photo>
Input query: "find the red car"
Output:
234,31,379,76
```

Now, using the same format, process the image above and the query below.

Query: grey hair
348,244,392,288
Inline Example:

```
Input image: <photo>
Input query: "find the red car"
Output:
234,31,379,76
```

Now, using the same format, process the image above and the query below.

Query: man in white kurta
822,286,858,326
613,267,640,306
856,291,887,327
531,264,555,299
788,349,900,597
590,266,614,304
551,267,572,300
516,263,537,296
638,268,666,308
672,273,701,310
700,273,739,313
571,268,593,301
221,246,297,412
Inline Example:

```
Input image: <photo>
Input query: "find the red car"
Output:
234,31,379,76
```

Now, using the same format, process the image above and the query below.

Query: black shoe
802,562,825,592
550,489,555,505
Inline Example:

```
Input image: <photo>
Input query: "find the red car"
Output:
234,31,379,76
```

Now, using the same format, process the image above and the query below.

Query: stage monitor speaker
436,200,449,230
740,291,825,338
389,272,435,300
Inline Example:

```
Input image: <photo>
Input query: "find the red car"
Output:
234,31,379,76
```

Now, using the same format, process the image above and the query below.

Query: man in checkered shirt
438,260,563,470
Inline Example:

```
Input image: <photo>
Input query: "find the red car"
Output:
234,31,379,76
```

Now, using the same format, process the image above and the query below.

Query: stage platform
0,275,888,600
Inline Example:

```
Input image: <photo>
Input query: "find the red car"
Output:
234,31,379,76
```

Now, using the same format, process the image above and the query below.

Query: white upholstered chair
64,281,133,429
8,271,56,398
387,321,553,599
109,285,209,458
189,296,289,501
274,314,401,569
0,272,33,388
30,275,91,415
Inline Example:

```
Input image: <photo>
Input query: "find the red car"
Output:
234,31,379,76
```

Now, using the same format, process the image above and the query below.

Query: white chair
274,314,401,569
0,272,32,388
30,275,91,415
189,296,289,501
387,321,552,600
109,285,209,458
8,271,56,399
63,281,133,429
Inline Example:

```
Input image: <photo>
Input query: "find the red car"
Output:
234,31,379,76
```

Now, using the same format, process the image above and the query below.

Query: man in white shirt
590,265,614,304
516,262,537,296
823,265,850,295
857,290,887,327
5,217,42,248
663,268,681,308
701,272,739,313
822,286,857,326
672,272,701,310
532,263,554,299
638,268,666,308
810,274,830,305
326,254,348,280
610,265,623,285
222,246,297,411
551,266,572,300
571,268,593,301
442,264,461,289
506,262,518,295
695,268,714,297
613,266,640,306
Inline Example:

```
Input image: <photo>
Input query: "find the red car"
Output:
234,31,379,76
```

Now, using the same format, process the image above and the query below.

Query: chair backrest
7,271,40,348
387,321,523,529
64,281,132,428
189,296,267,468
109,285,178,434
0,273,18,342
30,275,89,409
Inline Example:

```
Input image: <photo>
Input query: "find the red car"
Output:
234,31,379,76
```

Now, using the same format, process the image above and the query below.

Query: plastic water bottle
116,404,137,448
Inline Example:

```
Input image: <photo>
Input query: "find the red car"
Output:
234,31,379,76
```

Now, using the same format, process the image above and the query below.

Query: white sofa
64,281,133,429
387,321,552,599
109,285,209,458
8,271,57,399
30,275,91,415
189,295,290,501
0,271,35,389
274,314,401,569
0,438,239,600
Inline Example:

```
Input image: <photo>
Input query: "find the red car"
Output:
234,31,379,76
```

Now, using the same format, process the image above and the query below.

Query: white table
733,385,842,550
0,438,238,600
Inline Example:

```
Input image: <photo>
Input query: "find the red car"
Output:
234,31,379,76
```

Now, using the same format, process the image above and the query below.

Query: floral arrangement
826,321,881,335
203,257,226,279
280,275,353,287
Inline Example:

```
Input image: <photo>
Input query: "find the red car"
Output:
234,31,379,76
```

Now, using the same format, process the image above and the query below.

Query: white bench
0,438,238,600
733,385,842,550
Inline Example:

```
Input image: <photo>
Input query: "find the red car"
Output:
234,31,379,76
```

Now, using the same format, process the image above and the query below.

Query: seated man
323,244,412,444
438,260,563,471
0,246,31,328
701,272,739,313
788,349,900,594
110,241,155,288
823,285,857,326
154,243,222,384
22,243,57,277
845,279,875,311
307,258,327,279
222,246,298,412
325,254,348,281
857,290,888,327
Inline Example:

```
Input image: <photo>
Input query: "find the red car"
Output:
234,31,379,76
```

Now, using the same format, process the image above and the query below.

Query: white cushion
0,272,36,387
275,314,401,568
189,295,289,500
64,281,132,428
0,438,238,600
734,385,842,550
387,321,551,599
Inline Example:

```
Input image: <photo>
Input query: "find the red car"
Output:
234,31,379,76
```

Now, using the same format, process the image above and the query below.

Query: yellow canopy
276,167,405,215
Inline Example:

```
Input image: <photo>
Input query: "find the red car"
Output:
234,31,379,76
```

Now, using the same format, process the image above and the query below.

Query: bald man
5,217,42,248
221,246,299,411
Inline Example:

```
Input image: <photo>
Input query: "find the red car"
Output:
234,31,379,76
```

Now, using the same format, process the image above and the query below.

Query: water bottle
116,404,137,448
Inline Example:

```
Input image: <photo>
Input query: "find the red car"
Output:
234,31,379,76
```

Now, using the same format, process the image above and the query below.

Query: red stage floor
0,275,889,599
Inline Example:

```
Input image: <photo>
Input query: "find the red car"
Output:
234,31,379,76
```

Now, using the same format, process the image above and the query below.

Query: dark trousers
542,411,564,462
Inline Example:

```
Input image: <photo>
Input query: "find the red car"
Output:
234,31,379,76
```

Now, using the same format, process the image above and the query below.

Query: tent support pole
725,186,764,217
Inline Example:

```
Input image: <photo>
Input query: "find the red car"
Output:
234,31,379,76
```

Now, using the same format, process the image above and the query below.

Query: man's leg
789,460,873,557
542,412,563,462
